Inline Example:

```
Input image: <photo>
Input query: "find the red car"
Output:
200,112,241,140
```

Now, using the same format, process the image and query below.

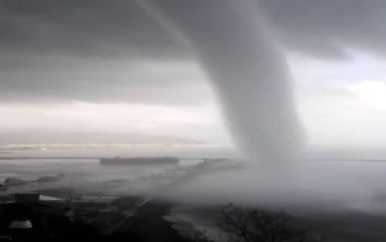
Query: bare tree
175,204,323,242
219,203,317,242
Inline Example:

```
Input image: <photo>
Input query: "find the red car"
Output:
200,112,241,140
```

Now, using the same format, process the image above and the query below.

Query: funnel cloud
141,0,303,164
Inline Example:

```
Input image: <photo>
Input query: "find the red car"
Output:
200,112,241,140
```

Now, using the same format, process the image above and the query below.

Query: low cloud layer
0,57,212,105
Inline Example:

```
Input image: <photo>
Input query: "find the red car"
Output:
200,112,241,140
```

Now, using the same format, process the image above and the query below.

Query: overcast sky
2,0,386,149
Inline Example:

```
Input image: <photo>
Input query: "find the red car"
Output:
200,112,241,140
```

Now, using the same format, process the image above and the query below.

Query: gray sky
2,0,386,149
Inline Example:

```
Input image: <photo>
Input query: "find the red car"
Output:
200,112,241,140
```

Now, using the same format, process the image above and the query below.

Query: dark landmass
0,188,191,242
1,157,386,242
112,199,189,242
2,183,386,242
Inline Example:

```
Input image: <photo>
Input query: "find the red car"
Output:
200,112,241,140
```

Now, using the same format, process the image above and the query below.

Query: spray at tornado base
141,0,303,166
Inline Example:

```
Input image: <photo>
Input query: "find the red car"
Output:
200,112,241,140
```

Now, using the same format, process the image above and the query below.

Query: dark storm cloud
2,0,386,58
1,0,386,103
260,0,386,58
0,0,187,58
0,0,197,104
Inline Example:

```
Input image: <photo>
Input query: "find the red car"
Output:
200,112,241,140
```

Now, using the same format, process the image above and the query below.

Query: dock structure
100,157,179,165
